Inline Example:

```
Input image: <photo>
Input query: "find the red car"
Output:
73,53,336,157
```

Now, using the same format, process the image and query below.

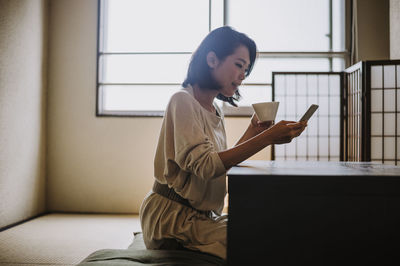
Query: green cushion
78,232,225,266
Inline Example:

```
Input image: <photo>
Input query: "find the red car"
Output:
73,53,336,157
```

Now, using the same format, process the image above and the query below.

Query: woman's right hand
219,120,307,170
264,120,307,145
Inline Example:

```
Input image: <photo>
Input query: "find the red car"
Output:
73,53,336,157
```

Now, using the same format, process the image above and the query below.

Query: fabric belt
152,181,193,209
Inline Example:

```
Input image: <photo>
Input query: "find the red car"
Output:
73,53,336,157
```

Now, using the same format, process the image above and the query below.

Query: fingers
292,128,303,138
291,122,307,139
278,120,308,125
284,121,307,140
251,113,258,121
287,124,302,130
257,120,274,127
287,123,307,131
267,119,308,145
276,121,307,131
277,120,297,125
250,113,259,127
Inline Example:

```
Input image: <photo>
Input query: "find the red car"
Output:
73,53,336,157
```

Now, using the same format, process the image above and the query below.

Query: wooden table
227,160,400,265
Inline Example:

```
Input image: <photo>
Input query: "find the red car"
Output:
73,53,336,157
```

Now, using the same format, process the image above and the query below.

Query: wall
3,0,393,216
0,0,48,229
46,0,268,214
0,0,396,221
356,0,390,61
390,0,400,59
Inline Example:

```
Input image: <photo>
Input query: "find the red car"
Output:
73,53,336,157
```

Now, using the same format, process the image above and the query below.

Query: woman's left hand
250,113,274,134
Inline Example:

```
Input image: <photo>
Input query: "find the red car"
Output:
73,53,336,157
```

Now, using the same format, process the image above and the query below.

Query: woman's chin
221,88,238,98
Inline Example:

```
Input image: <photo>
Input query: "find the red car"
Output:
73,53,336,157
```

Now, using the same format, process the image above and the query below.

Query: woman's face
210,45,250,97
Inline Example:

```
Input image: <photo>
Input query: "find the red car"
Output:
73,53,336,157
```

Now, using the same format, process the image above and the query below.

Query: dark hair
182,26,257,106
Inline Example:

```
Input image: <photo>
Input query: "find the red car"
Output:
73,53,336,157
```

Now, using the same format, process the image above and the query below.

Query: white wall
46,0,268,214
0,0,48,228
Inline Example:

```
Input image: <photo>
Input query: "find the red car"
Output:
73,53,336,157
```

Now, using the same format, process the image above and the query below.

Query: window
97,0,348,117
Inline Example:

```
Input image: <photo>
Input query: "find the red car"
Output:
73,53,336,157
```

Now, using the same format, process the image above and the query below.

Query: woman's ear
206,51,219,69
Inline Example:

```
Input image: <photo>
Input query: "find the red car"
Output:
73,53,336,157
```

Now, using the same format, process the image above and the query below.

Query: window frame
96,0,350,118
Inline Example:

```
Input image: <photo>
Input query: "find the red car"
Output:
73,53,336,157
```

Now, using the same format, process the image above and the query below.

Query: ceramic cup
251,101,280,122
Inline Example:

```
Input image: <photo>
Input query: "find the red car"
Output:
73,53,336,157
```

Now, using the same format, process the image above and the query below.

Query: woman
140,26,307,260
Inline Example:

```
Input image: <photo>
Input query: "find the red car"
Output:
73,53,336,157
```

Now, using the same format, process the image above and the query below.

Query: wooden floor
0,213,141,265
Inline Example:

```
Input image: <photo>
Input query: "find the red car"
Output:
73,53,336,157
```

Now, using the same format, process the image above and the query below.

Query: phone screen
299,104,319,122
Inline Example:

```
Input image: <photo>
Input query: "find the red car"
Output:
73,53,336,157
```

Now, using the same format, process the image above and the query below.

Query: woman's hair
182,26,257,106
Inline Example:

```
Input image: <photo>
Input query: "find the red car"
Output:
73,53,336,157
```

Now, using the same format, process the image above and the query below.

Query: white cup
251,102,280,122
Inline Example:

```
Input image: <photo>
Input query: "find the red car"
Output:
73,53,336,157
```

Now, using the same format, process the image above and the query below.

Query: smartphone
299,104,319,122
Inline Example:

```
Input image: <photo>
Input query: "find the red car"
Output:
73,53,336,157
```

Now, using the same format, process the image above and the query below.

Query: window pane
103,0,209,52
248,57,332,83
332,0,345,51
101,85,180,111
100,54,190,83
211,0,224,30
332,58,345,71
98,0,347,116
228,0,331,51
237,85,272,107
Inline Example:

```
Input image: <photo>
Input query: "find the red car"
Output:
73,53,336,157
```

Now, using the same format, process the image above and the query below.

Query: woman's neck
191,84,219,113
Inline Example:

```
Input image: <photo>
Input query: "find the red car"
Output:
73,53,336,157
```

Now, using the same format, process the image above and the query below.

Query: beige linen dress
140,85,228,259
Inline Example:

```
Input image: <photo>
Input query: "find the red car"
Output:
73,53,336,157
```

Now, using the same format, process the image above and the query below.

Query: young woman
139,26,307,260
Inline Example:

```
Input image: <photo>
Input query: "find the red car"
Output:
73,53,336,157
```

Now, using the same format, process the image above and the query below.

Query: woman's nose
239,71,245,80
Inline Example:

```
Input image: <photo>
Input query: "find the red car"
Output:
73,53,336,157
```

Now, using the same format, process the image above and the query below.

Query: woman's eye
235,63,243,68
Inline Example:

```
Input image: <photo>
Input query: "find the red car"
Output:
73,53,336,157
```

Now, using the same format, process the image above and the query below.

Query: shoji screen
344,60,400,165
344,62,366,161
368,62,400,165
272,72,344,161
